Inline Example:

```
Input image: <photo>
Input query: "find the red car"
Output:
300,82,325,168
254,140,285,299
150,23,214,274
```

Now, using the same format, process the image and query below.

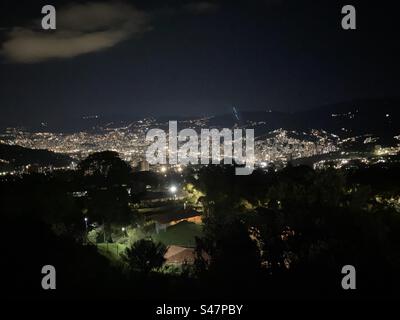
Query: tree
78,151,131,187
86,187,131,223
194,218,262,298
122,239,167,274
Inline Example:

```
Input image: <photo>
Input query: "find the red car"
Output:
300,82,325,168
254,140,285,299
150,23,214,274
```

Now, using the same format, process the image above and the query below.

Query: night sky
0,0,399,125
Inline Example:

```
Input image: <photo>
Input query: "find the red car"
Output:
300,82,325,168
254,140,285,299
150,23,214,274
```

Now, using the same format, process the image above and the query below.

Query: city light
169,185,177,194
260,162,267,168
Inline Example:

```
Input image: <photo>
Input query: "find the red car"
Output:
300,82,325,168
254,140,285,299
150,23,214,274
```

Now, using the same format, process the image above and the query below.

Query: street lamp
169,185,178,200
121,227,127,238
84,217,88,244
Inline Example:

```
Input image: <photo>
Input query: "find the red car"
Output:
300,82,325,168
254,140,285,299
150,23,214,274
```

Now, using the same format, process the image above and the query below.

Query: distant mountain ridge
0,144,72,169
208,98,400,141
1,98,399,139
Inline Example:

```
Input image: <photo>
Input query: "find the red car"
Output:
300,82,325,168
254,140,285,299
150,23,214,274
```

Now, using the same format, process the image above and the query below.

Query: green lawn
97,243,127,262
96,221,203,264
152,221,203,247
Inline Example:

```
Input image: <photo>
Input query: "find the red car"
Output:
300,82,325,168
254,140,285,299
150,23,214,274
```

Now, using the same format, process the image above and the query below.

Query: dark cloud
184,1,220,15
1,2,150,63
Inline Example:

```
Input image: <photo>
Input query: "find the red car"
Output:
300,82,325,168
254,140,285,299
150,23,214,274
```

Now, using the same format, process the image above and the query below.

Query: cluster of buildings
255,129,339,168
1,116,399,174
0,120,153,164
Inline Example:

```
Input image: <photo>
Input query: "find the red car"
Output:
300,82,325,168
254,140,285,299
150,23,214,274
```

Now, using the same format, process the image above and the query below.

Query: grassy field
152,221,203,247
96,221,203,264
97,243,127,262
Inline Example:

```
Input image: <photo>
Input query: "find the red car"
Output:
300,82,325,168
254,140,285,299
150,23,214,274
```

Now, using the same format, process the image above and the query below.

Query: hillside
0,144,72,169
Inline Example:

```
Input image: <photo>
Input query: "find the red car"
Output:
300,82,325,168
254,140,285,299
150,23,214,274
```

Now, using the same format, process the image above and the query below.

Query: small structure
137,160,150,172
164,245,209,265
151,209,202,234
